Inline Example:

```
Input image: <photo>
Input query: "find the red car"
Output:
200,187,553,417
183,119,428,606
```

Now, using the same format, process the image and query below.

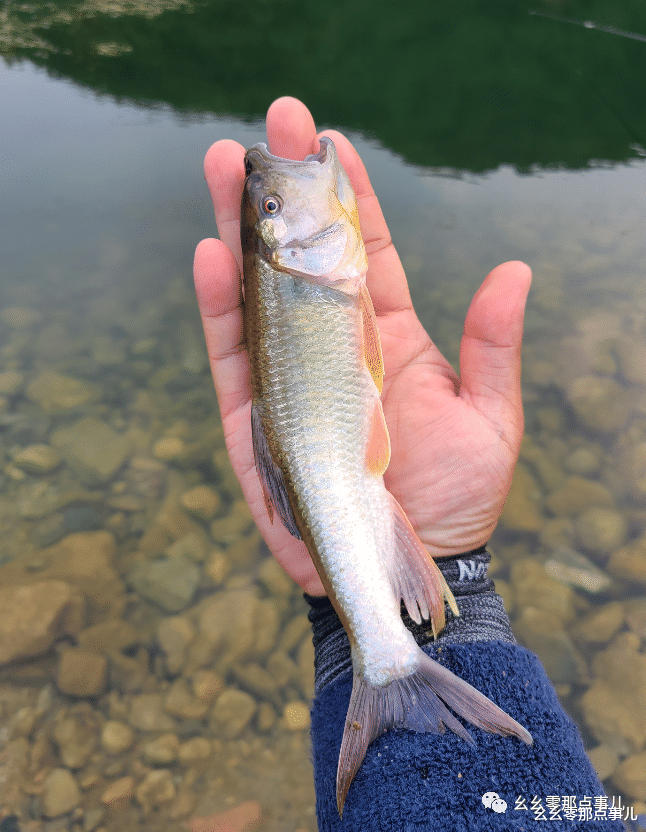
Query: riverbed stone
610,751,646,800
282,701,310,731
77,619,142,653
514,608,584,685
570,601,625,645
210,500,255,545
41,768,81,818
587,744,619,781
0,370,25,395
141,733,179,765
51,417,131,485
157,615,195,675
564,446,601,476
211,688,256,739
27,371,100,414
127,556,200,613
0,580,84,665
178,736,212,767
196,589,279,662
566,375,631,433
135,769,176,813
544,476,614,518
575,507,628,555
13,444,62,474
608,536,646,587
101,720,135,755
499,462,543,532
128,693,176,732
187,801,262,832
511,558,577,623
100,776,134,811
164,678,209,720
543,544,612,594
180,485,220,520
57,647,108,697
52,706,99,768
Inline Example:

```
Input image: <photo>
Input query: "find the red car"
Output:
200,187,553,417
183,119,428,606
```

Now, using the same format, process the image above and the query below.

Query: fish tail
336,647,532,816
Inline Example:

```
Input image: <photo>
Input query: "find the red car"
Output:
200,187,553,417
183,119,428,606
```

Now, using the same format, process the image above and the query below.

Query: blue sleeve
305,550,628,832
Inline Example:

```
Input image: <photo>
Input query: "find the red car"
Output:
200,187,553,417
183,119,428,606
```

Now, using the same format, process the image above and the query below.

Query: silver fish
241,137,532,815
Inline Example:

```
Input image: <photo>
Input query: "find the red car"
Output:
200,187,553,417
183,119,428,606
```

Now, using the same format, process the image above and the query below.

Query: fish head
242,137,367,294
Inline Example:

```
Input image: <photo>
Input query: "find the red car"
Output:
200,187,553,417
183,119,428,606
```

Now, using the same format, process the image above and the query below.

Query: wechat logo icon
482,792,508,813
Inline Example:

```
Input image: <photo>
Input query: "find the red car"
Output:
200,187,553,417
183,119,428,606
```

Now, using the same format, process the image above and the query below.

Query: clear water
2,1,646,828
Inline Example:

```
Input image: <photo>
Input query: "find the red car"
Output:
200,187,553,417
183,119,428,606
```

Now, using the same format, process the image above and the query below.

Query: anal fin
250,403,302,540
387,493,458,635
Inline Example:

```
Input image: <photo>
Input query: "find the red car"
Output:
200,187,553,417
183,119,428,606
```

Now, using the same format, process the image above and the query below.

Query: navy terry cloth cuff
305,547,515,696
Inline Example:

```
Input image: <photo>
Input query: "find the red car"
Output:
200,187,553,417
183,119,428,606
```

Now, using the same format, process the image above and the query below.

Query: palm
194,97,531,596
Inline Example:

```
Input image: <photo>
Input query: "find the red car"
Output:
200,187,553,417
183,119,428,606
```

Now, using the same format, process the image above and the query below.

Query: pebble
57,648,108,697
101,720,135,754
77,619,142,653
164,678,210,720
610,751,646,800
204,550,232,585
191,669,223,705
135,769,176,813
544,476,614,517
211,688,257,739
128,693,176,732
166,531,208,563
543,544,612,594
83,807,105,832
499,463,543,532
157,615,196,675
52,706,99,768
258,557,294,597
564,446,601,476
514,608,584,685
575,507,628,555
141,733,179,765
570,601,625,644
177,736,212,766
26,371,99,413
625,599,646,638
257,702,276,733
232,662,279,700
152,436,186,461
282,701,310,731
127,556,200,612
12,444,62,474
196,590,279,662
210,501,255,545
608,537,646,587
1,305,41,329
566,375,630,433
180,485,221,520
511,559,577,624
0,370,24,395
0,580,85,665
41,768,81,818
100,776,134,811
586,744,619,781
51,417,131,485
187,800,262,832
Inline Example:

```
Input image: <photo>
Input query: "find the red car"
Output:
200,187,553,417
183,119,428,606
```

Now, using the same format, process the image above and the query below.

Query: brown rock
101,775,134,811
544,476,614,518
499,463,543,532
57,648,107,696
188,800,262,832
0,581,84,665
608,537,646,587
41,767,81,818
511,559,577,624
610,751,646,800
53,705,99,768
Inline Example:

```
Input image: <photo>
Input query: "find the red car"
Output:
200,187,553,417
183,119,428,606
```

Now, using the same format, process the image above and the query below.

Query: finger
193,237,249,419
204,139,246,271
459,260,532,436
267,96,319,159
319,129,413,317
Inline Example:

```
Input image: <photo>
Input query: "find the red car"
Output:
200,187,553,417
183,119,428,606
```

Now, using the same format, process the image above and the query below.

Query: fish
241,137,533,815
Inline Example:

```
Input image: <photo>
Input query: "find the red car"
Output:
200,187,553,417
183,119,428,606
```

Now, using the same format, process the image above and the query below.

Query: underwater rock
40,767,81,818
499,462,543,532
282,701,310,731
608,537,646,587
187,800,262,832
544,476,614,518
52,705,99,768
101,720,135,755
569,602,625,645
514,607,584,685
127,556,200,613
157,615,196,675
26,371,99,414
0,580,84,665
566,375,630,433
12,443,62,474
57,647,107,697
543,544,612,594
100,776,135,811
51,417,131,485
135,769,176,813
141,733,180,766
211,688,256,739
180,485,221,520
610,751,646,800
511,558,577,624
575,507,628,556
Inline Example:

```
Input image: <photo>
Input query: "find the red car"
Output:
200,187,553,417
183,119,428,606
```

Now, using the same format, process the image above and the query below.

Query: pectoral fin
250,404,302,540
359,285,384,393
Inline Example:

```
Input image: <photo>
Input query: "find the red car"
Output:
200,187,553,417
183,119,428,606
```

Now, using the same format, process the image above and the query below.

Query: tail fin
336,647,532,815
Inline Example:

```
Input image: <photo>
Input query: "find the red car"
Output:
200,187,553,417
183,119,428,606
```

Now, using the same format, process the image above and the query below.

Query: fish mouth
244,137,331,172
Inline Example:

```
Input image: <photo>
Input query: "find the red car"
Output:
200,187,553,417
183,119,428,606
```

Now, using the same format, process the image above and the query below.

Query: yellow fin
359,284,384,393
366,398,391,476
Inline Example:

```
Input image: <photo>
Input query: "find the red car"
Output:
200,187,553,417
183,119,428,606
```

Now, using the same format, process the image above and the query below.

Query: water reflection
2,3,646,826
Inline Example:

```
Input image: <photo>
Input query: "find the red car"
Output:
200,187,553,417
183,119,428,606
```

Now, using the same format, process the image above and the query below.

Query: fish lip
244,137,331,171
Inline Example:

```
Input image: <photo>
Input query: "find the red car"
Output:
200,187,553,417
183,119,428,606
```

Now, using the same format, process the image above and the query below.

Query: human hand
194,96,531,597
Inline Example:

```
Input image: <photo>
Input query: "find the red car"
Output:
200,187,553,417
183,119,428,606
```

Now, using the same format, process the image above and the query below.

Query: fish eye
262,195,282,215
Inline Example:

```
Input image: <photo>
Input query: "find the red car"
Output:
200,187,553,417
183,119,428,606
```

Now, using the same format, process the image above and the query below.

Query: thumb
459,261,532,439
